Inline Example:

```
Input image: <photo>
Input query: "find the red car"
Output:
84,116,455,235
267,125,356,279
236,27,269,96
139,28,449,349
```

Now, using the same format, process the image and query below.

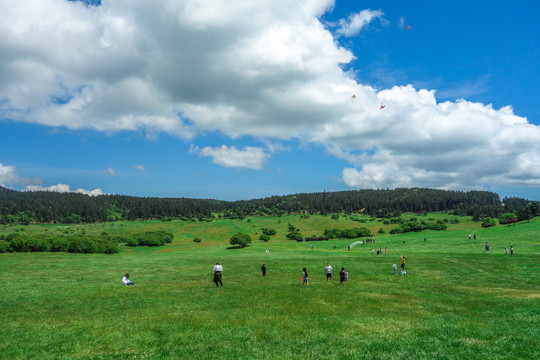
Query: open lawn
1,215,539,359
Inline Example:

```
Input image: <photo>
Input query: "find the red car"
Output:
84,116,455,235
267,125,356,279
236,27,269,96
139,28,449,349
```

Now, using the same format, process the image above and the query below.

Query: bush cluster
1,234,119,254
123,230,174,247
304,236,329,241
389,219,447,234
323,227,372,239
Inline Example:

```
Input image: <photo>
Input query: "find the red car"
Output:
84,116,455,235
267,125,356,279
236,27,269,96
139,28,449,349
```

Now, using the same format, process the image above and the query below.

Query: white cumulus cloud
191,145,269,169
23,183,103,196
336,9,385,37
0,163,19,186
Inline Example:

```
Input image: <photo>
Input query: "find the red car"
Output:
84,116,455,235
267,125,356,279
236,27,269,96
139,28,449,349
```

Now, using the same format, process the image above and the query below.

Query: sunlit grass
0,215,538,359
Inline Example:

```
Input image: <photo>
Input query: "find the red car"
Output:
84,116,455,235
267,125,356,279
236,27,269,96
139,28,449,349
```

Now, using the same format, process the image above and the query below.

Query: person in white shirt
213,263,223,287
325,263,332,280
122,273,134,285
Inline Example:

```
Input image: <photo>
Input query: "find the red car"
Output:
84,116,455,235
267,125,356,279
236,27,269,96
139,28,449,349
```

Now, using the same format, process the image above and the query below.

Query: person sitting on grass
122,273,134,285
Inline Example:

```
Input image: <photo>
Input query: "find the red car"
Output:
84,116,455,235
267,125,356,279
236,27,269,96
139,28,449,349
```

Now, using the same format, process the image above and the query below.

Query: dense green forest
0,186,538,224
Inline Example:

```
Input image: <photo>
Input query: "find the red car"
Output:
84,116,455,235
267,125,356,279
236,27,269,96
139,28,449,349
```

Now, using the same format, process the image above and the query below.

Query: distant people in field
371,248,375,255
392,262,397,275
401,255,406,271
325,263,333,280
334,244,336,250
469,234,472,240
345,269,349,281
377,248,380,255
261,263,266,277
424,236,426,242
474,233,476,240
311,244,314,250
340,268,346,284
265,249,269,253
122,273,134,285
385,247,388,255
510,246,514,256
302,268,309,286
213,263,223,287
505,248,508,256
485,242,490,252
348,245,351,251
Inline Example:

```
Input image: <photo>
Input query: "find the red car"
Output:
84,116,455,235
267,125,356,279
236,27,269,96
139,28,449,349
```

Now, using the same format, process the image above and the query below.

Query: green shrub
261,228,277,236
259,234,270,242
0,240,12,252
125,237,139,247
481,217,497,228
229,232,252,248
10,237,30,252
50,237,69,252
67,237,97,254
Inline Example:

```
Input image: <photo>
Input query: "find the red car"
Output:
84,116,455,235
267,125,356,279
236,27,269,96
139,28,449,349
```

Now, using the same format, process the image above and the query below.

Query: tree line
0,186,538,224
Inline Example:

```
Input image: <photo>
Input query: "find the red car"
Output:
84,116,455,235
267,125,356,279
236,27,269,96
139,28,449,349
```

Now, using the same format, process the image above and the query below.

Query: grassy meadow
0,214,539,359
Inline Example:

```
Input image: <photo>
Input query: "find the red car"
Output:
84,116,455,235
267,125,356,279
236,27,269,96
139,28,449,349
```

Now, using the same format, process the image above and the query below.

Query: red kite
404,26,412,29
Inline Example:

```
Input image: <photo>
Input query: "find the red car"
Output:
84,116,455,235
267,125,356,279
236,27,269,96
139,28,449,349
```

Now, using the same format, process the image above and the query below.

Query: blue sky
1,0,539,201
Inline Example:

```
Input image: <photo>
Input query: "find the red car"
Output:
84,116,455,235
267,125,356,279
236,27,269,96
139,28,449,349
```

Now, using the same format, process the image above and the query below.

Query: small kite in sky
404,26,412,30
380,103,385,109
351,94,357,99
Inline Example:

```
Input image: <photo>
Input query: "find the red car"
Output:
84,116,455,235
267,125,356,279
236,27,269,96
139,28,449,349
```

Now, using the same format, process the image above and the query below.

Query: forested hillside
0,186,537,224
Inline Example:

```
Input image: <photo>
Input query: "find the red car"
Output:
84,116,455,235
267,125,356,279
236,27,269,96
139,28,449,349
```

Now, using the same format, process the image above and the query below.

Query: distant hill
0,186,536,224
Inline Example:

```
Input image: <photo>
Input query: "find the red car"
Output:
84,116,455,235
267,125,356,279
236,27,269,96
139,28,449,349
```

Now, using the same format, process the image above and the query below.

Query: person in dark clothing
339,267,346,285
302,268,309,286
261,263,266,277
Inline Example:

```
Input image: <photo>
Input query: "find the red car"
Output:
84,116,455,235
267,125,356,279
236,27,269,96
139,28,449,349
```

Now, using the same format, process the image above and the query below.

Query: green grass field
1,214,539,359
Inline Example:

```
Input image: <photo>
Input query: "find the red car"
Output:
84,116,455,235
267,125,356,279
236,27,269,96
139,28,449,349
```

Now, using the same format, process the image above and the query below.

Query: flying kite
351,94,357,99
380,103,385,109
404,26,412,30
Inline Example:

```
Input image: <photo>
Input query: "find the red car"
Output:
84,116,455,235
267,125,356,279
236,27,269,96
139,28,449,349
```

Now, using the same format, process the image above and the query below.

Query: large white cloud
1,0,539,191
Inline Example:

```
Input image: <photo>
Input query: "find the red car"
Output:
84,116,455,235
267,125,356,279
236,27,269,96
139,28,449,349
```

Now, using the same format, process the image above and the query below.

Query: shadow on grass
226,245,250,250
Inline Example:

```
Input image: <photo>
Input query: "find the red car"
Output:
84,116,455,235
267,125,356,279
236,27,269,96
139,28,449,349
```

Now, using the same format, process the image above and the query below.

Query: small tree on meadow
229,232,251,248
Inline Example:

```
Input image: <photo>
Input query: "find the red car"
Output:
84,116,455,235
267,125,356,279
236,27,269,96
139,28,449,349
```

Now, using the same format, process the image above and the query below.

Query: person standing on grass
261,263,267,277
474,233,476,240
510,246,514,256
469,234,472,240
485,242,490,252
340,267,346,285
302,268,309,286
392,262,397,275
401,255,405,271
213,263,223,287
325,263,333,280
372,248,375,255
385,247,388,255
345,269,349,281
